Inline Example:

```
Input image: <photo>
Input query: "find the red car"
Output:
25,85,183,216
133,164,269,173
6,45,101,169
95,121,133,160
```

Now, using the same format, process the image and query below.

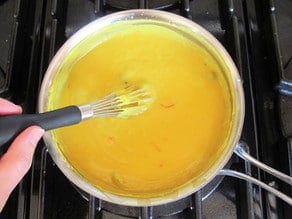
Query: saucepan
38,9,292,206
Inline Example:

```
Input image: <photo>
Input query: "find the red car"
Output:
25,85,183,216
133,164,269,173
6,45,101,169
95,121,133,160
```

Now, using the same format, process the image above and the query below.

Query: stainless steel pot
38,9,292,206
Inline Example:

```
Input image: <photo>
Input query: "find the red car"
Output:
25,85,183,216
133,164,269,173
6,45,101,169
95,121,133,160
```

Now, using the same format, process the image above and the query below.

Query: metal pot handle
219,142,292,205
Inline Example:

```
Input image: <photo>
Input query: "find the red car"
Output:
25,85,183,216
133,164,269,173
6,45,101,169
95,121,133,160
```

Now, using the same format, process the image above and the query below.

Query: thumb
0,126,44,212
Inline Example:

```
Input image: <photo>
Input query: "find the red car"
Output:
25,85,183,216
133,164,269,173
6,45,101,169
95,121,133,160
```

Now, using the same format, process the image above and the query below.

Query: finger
0,98,22,115
0,126,44,212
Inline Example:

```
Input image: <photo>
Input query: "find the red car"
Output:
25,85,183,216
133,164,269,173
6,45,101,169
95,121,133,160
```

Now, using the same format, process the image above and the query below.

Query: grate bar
228,0,234,15
190,191,203,219
236,142,264,219
48,19,57,61
138,0,148,9
94,0,104,14
13,0,21,19
88,196,96,219
140,206,153,219
51,0,57,16
230,16,243,77
243,145,259,219
182,0,192,19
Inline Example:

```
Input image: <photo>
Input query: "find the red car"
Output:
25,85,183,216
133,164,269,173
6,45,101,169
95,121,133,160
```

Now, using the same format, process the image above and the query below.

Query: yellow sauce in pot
49,23,233,197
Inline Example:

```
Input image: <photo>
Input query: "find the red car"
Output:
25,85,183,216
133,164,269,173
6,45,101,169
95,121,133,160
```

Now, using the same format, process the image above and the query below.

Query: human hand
0,98,44,212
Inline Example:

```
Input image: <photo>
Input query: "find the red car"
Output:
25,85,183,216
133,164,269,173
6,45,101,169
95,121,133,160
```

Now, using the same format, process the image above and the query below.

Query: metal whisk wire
0,85,152,146
89,86,152,118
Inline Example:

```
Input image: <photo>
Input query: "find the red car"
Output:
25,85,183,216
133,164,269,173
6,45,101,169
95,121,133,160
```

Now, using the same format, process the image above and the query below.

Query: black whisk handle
0,106,81,149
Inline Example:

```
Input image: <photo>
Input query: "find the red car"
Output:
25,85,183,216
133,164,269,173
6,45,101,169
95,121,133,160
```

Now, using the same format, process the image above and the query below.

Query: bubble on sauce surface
111,172,128,188
207,71,218,80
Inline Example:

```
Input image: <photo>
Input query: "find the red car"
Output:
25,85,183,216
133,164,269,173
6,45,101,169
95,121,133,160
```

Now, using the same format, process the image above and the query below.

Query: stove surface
0,0,291,218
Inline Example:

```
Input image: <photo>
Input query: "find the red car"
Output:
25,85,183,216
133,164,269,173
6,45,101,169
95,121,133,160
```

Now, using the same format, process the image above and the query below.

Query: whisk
0,86,151,147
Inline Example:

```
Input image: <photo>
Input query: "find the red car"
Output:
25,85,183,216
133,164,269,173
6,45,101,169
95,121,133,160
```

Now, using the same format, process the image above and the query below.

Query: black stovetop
0,0,291,218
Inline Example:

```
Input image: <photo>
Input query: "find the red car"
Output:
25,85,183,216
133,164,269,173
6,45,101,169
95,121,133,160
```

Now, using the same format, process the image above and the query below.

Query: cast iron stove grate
0,0,291,218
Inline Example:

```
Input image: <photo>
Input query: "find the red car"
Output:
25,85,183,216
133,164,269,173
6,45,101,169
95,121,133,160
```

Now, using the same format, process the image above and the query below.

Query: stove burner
1,0,291,218
74,185,194,217
73,170,230,217
105,0,179,10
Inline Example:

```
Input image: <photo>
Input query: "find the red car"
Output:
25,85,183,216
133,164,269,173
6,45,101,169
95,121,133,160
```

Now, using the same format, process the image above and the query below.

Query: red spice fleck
107,136,115,142
160,103,175,108
151,142,161,152
159,163,164,167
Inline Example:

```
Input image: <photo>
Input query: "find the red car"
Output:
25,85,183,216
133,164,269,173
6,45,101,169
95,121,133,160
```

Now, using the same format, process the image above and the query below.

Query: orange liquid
50,24,232,197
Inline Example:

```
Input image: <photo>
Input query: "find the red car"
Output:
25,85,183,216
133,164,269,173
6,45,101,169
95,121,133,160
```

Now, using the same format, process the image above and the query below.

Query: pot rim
38,9,245,206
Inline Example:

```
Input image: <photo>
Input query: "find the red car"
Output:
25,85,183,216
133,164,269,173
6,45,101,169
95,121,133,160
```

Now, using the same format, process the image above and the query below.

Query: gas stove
0,0,291,218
